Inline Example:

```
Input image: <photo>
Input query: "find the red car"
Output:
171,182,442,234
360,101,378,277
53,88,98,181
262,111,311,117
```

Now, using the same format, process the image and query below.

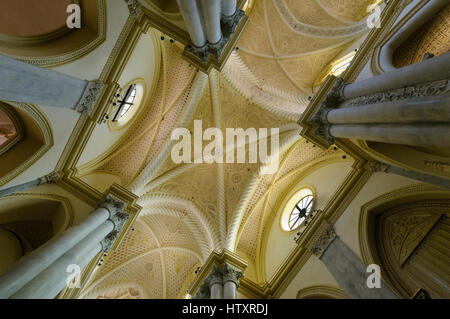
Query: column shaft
210,282,224,299
330,123,450,150
0,179,41,198
223,281,237,299
200,0,222,44
222,0,237,17
321,237,398,299
343,52,450,99
327,95,450,124
177,0,207,47
11,221,113,299
0,207,110,298
0,54,87,108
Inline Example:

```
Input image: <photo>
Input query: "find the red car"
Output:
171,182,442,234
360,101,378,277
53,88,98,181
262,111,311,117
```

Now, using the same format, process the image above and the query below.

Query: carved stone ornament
186,9,245,62
193,282,210,299
100,194,126,217
206,265,224,287
323,77,346,108
100,196,129,252
37,172,60,185
310,223,337,258
343,79,449,107
367,161,391,173
75,80,104,116
311,77,346,145
124,0,142,16
222,264,243,287
221,9,246,35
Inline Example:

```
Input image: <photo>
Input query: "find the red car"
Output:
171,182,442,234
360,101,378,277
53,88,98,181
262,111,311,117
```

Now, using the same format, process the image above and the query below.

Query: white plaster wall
265,161,353,280
335,172,418,259
279,256,339,299
78,32,158,166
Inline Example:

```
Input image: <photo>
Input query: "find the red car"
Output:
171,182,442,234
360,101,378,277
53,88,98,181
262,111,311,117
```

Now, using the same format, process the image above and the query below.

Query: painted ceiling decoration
79,0,377,298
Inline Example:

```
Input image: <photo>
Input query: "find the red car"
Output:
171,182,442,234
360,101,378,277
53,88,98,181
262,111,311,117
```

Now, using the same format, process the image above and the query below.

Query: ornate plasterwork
232,0,371,107
75,0,382,299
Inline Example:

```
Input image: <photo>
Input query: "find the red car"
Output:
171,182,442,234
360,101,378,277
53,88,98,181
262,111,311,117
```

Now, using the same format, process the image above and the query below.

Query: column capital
221,9,246,35
310,222,337,258
75,80,104,116
323,76,346,108
99,194,126,217
206,265,223,287
124,0,143,17
367,160,391,173
188,249,247,298
222,263,243,287
37,172,60,185
99,194,128,252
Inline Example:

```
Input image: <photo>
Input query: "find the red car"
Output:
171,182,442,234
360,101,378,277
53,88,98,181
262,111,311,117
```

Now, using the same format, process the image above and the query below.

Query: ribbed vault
78,1,375,298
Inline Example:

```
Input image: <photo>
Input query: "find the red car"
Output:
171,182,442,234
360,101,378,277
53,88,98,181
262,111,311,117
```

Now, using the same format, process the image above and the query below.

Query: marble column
223,264,242,299
327,95,450,124
222,0,237,17
330,123,450,150
0,172,60,198
193,262,243,299
10,221,114,299
200,0,222,44
311,223,398,299
343,52,450,99
0,195,126,298
0,54,103,115
176,0,207,47
367,161,450,189
208,266,224,299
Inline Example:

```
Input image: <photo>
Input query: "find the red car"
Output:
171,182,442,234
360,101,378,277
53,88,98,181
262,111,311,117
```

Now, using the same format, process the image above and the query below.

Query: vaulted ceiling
79,0,374,298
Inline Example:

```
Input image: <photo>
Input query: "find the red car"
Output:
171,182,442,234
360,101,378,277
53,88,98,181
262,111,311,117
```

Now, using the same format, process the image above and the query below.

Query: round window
281,188,315,232
108,79,145,131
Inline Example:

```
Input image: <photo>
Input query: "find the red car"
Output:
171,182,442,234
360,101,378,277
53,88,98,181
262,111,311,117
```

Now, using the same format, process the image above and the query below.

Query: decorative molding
0,103,53,187
343,79,449,107
310,222,337,258
0,102,24,157
37,172,61,185
75,80,105,116
296,284,347,299
273,0,369,38
5,0,107,68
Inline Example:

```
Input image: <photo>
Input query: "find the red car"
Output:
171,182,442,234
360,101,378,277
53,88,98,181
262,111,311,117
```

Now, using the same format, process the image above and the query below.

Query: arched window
281,188,315,232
